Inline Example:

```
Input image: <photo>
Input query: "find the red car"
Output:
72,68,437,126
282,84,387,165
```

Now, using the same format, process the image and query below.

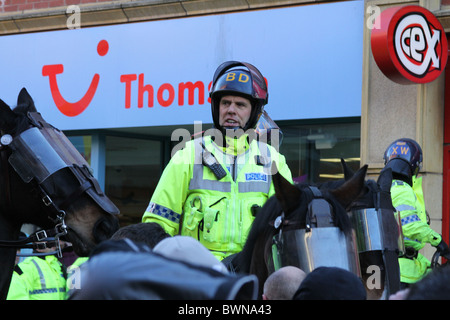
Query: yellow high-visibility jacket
7,255,66,300
391,176,441,284
142,135,293,260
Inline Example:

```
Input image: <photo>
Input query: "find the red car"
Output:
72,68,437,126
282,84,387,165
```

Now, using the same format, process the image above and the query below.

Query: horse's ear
272,162,301,214
341,158,355,181
330,164,368,209
17,88,36,112
0,99,17,132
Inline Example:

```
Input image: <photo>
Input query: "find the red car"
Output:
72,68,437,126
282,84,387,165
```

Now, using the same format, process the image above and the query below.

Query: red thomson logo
371,5,448,84
42,40,108,117
42,39,214,117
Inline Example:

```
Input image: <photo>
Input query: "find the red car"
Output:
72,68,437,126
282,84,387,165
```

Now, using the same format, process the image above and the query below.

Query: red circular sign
371,5,448,84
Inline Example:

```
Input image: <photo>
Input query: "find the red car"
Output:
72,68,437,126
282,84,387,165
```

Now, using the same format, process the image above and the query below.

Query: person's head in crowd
293,266,366,300
263,266,306,300
111,222,170,249
153,235,228,274
404,265,450,300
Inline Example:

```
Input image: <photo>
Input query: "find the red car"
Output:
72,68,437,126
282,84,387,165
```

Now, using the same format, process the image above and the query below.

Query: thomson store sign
0,1,363,130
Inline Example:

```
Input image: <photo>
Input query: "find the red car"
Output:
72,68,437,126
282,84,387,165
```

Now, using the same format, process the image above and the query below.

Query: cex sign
371,5,448,84
0,1,363,130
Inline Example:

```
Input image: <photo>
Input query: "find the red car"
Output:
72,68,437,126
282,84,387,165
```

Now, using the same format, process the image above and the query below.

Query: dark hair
111,222,170,249
406,265,450,300
293,267,366,300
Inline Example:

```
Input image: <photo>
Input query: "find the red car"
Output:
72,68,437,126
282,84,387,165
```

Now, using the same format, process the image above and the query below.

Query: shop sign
0,1,363,130
371,5,448,84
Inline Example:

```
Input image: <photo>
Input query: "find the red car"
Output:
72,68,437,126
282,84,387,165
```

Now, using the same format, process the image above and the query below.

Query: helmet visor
212,69,254,98
254,110,283,146
211,61,268,103
384,141,414,164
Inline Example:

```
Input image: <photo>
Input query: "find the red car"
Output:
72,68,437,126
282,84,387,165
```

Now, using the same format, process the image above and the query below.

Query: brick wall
3,0,450,15
0,0,116,13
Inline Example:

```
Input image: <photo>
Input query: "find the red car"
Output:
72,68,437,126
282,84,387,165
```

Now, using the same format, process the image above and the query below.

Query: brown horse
0,88,120,299
233,163,368,297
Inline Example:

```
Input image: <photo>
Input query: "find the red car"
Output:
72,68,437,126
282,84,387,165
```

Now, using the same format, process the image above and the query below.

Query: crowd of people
6,61,450,300
8,223,450,300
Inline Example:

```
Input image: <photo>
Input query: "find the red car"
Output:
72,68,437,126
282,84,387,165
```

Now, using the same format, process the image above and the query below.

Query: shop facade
0,0,448,264
0,0,363,225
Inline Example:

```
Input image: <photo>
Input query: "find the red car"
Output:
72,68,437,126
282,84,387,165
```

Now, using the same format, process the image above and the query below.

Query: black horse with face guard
232,162,368,298
0,88,119,299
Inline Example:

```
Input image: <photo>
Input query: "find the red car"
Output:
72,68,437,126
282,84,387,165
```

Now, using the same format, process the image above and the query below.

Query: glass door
104,136,161,226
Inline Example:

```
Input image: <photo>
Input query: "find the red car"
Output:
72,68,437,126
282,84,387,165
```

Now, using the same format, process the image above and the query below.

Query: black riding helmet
383,138,423,180
210,61,268,133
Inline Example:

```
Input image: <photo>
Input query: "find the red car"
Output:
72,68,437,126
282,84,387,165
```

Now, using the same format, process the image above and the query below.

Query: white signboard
0,1,363,130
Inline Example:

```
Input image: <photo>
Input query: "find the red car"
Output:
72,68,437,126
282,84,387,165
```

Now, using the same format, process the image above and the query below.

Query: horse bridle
271,186,334,265
0,151,68,257
0,115,71,257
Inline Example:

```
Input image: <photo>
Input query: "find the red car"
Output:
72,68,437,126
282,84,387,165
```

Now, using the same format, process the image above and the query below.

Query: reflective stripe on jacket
142,135,293,260
7,255,67,300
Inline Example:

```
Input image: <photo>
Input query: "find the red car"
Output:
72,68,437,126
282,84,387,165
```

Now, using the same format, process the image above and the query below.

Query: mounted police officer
142,61,293,260
383,138,450,287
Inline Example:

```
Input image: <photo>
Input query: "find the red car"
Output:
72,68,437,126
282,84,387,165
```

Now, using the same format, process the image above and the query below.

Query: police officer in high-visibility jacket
383,138,450,287
142,61,293,261
7,240,67,300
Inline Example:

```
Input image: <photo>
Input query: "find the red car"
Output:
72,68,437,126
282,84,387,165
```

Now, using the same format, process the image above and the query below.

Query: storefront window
67,118,360,226
104,136,161,226
279,119,360,184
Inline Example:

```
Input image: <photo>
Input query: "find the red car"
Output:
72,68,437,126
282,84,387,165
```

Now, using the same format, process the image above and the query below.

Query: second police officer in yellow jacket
383,138,450,287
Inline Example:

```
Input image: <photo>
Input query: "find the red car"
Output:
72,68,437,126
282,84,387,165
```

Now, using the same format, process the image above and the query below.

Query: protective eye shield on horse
8,114,118,214
0,89,120,300
0,88,119,257
8,112,119,252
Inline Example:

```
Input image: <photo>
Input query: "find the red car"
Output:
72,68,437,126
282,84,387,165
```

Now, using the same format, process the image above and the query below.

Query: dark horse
0,88,120,299
233,163,369,297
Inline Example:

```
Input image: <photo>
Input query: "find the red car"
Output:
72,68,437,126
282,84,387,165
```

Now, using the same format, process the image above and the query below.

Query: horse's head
338,158,394,211
0,88,119,256
273,162,368,234
234,162,368,297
